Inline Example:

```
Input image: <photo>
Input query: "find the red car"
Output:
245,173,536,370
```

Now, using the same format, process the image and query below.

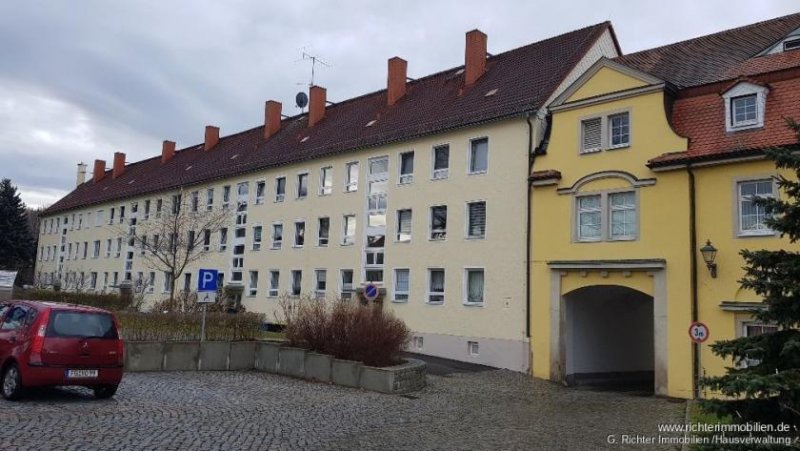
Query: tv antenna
298,49,331,88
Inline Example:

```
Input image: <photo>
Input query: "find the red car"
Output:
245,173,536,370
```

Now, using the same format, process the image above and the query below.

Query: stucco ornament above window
721,81,769,133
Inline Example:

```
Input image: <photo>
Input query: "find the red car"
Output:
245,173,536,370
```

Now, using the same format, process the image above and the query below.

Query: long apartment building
35,22,620,371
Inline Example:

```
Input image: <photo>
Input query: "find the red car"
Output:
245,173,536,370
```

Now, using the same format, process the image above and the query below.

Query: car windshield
47,311,118,339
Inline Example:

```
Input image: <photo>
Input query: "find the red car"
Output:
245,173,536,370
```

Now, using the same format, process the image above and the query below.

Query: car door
0,304,18,366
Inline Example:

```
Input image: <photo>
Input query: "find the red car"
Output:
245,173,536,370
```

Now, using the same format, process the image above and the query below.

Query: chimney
308,85,326,127
204,125,220,151
264,100,282,139
161,140,176,164
387,57,407,106
112,152,126,179
93,159,106,183
76,162,87,186
465,29,487,86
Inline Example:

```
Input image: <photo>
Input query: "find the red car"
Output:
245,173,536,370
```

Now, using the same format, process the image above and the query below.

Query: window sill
728,122,762,132
579,148,602,155
737,230,776,238
430,177,449,182
344,189,358,194
318,192,332,197
392,298,408,304
608,236,637,242
270,246,282,250
341,241,354,247
428,237,447,242
463,302,485,308
295,197,307,201
467,171,487,176
465,235,485,241
426,301,444,306
394,239,411,244
317,244,329,248
608,144,630,151
292,245,304,249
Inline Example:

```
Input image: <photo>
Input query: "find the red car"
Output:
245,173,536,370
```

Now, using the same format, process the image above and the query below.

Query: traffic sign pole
201,304,207,342
197,269,219,342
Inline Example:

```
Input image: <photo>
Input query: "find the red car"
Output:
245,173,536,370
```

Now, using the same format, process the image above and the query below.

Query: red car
0,300,124,400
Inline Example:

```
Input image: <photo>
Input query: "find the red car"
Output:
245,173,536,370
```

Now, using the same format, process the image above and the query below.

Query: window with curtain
430,206,447,240
467,201,486,238
297,173,308,198
248,271,258,296
268,271,279,297
275,177,286,202
433,144,449,179
465,269,484,305
294,221,305,247
291,270,302,296
399,152,414,184
428,269,445,304
738,180,774,235
610,192,637,238
343,215,356,244
469,138,488,173
577,195,602,240
318,217,330,246
345,162,359,192
394,269,410,302
272,224,282,248
252,226,262,251
320,167,333,195
397,209,412,242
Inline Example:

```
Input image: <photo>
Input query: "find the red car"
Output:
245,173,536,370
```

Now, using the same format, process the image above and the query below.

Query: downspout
525,113,534,339
687,164,700,399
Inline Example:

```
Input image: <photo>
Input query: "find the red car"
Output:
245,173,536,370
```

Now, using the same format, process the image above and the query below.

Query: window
467,201,486,239
222,185,231,210
270,178,284,203
468,341,479,356
90,272,98,290
106,239,112,258
394,269,409,302
609,112,630,148
155,199,162,218
399,152,414,184
96,210,103,226
171,194,181,215
82,242,88,259
315,270,327,298
187,230,196,251
731,95,757,127
148,272,155,293
412,336,424,350
738,180,775,236
248,271,258,296
109,207,115,225
267,271,279,297
365,269,384,283
93,240,100,258
342,215,356,245
255,181,265,205
116,238,123,258
581,117,602,153
430,206,447,240
743,322,779,366
252,226,262,250
203,230,211,252
432,145,449,180
272,223,283,249
318,217,330,246
464,268,485,305
345,162,359,192
206,188,214,211
163,272,172,293
219,228,228,251
397,209,412,242
575,191,638,241
296,173,308,199
190,191,199,212
1,307,28,331
340,270,354,300
319,167,333,195
294,221,305,247
291,270,302,296
428,269,445,304
469,138,488,174
237,182,249,199
78,214,83,229
183,273,192,293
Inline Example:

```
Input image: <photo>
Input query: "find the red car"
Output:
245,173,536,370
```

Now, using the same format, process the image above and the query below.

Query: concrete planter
360,359,427,394
230,341,256,370
304,352,332,382
125,341,165,371
255,341,281,373
331,359,362,388
163,341,201,371
199,342,230,370
278,347,306,378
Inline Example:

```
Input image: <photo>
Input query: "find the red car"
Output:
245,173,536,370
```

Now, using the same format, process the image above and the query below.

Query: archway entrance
563,285,654,393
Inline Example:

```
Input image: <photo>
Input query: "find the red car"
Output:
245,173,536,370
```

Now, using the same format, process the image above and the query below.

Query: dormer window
783,37,800,52
722,82,768,132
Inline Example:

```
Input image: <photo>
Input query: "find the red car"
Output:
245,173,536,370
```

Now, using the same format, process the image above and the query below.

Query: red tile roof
45,22,612,214
616,13,800,89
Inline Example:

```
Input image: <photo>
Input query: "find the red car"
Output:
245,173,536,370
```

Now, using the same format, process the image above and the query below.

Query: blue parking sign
198,269,219,292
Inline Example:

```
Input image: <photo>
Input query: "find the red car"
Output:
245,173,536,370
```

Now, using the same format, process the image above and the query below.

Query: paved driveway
1,370,686,450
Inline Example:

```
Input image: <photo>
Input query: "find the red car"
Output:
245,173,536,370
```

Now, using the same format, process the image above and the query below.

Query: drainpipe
525,112,535,339
687,164,700,399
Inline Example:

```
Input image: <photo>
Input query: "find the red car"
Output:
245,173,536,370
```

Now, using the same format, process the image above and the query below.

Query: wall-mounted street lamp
700,240,718,278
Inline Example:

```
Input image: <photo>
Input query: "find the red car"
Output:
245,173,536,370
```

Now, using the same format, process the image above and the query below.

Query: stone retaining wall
124,340,426,394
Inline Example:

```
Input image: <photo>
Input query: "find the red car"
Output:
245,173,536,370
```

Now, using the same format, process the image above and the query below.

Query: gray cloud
0,0,797,207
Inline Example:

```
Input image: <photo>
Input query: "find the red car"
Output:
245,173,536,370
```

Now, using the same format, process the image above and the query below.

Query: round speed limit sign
689,322,710,343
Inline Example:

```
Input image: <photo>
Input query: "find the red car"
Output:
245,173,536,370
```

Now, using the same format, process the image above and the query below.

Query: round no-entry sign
364,283,379,302
689,322,710,343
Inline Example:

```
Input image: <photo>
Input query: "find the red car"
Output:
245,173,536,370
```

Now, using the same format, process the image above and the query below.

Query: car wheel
93,384,118,399
1,363,24,400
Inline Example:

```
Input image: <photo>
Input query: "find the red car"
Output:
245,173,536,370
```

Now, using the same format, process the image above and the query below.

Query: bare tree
119,190,231,306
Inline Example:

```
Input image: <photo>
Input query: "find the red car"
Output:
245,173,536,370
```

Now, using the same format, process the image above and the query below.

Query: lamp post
700,240,718,278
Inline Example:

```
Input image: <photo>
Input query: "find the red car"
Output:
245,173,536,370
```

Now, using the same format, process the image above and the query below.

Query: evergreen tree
0,178,35,271
702,120,800,428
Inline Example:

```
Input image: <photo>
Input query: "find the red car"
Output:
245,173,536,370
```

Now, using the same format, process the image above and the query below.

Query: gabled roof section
549,57,665,110
46,22,613,215
616,12,800,89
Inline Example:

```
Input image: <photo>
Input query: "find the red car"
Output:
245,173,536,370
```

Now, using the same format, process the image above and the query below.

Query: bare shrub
279,295,410,367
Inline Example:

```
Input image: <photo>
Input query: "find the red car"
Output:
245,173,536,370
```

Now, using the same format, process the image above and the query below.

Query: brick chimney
161,140,176,164
465,29,487,86
112,152,126,179
264,100,282,139
93,159,106,183
308,86,326,127
387,57,407,106
204,125,220,151
76,162,87,186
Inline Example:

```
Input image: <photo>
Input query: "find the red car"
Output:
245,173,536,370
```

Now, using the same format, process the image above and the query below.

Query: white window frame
293,220,305,248
463,267,485,307
396,209,412,243
722,82,768,132
255,180,266,205
342,215,356,245
736,178,777,237
398,151,414,185
574,190,639,242
218,228,228,252
468,341,480,356
290,270,302,296
206,188,214,211
252,225,263,251
248,271,258,297
339,269,355,300
466,200,486,239
608,112,630,149
268,270,279,297
314,269,327,299
319,167,333,196
468,137,489,175
274,177,286,202
393,268,410,303
317,217,330,247
426,268,445,305
579,109,632,154
296,172,309,199
429,205,447,241
271,222,283,249
344,162,359,193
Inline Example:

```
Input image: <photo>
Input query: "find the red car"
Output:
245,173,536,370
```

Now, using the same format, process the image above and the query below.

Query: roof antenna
293,47,331,112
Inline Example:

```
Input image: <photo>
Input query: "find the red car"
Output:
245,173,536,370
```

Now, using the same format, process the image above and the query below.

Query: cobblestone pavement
0,370,686,450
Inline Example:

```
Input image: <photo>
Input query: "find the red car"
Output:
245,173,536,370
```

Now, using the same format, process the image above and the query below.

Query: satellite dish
295,92,308,109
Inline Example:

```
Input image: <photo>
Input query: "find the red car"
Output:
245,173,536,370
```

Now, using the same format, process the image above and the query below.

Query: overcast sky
1,0,797,208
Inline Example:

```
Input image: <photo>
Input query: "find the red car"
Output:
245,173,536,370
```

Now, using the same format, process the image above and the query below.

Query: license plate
66,369,99,379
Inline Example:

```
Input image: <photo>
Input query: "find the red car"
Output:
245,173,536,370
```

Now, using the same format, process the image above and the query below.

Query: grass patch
688,401,732,451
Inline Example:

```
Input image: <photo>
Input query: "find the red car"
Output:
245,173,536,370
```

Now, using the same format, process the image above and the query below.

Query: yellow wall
568,66,648,101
